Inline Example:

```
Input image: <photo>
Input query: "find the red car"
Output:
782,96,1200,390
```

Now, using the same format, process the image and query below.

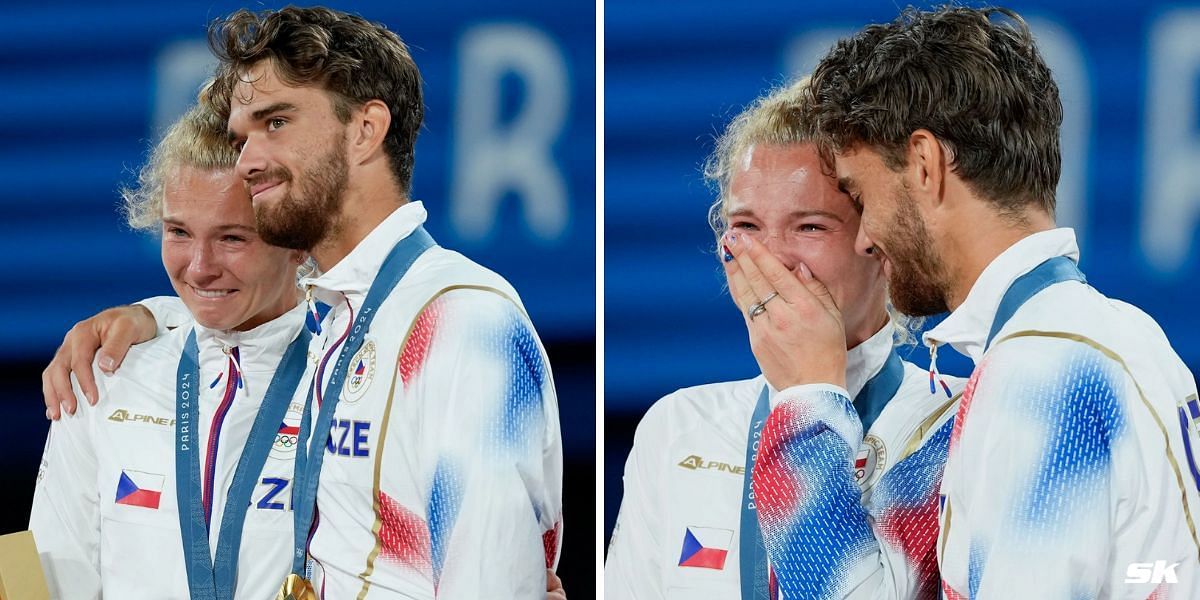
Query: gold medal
275,573,316,600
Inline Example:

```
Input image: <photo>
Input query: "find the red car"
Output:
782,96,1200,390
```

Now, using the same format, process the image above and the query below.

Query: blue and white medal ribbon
176,326,312,600
289,226,436,576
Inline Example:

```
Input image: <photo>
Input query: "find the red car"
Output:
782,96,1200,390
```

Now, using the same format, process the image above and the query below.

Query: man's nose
236,134,267,180
855,225,878,258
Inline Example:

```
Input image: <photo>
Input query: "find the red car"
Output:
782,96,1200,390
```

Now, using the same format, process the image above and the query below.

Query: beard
880,183,952,317
252,140,349,251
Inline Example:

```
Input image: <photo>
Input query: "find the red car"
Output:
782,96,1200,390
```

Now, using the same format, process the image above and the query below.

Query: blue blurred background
0,0,595,591
605,0,1200,549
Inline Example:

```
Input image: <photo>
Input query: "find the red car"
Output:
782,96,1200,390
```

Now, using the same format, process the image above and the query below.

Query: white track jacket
31,303,309,599
607,324,964,599
932,228,1200,599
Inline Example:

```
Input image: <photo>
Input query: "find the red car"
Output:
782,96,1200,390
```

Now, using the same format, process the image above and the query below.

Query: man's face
161,166,300,331
726,143,887,342
835,145,950,317
227,60,349,251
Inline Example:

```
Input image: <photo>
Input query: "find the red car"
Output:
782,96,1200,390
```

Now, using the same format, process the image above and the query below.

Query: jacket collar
194,301,307,375
923,227,1079,362
302,201,429,305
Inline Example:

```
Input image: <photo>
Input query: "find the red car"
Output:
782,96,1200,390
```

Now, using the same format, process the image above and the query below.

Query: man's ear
348,99,392,166
905,128,948,209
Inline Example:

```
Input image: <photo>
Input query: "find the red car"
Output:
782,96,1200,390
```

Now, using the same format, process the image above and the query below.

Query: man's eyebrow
227,102,298,142
251,102,297,122
838,177,863,212
837,176,856,194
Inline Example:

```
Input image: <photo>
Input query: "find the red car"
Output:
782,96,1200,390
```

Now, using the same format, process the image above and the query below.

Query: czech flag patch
115,469,164,509
678,526,732,570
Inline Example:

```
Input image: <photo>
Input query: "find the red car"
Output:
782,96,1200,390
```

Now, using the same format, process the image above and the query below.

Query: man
606,79,962,599
43,7,563,598
735,5,1199,597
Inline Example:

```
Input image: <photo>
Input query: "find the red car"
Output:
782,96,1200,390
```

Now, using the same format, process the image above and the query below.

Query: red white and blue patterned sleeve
938,336,1134,598
756,383,948,600
402,287,563,598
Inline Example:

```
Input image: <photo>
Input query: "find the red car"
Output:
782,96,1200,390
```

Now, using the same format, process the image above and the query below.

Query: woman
30,103,308,598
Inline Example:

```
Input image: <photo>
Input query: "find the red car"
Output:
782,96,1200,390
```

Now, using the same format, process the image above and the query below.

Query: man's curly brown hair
804,5,1062,217
204,6,424,194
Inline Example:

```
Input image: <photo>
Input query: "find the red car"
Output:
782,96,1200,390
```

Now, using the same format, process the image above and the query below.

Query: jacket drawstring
305,285,323,335
209,345,245,392
928,342,953,398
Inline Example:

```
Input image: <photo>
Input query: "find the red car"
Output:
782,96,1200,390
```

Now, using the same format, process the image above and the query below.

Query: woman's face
160,166,302,332
725,143,888,346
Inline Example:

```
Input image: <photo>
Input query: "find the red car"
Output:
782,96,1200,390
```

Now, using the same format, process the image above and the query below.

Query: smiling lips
249,180,283,199
191,286,236,299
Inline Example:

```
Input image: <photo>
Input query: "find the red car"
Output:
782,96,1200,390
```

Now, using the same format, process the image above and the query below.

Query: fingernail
722,245,734,262
725,232,739,247
99,355,115,373
66,404,75,416
45,408,52,420
800,262,812,279
87,391,97,405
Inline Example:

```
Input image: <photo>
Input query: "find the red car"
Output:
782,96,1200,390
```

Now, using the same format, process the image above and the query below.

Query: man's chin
260,227,318,251
888,276,948,317
257,211,322,250
891,292,948,318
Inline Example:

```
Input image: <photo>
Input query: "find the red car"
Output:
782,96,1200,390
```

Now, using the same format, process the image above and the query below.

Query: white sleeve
29,368,105,599
135,295,191,335
412,288,562,598
603,400,671,600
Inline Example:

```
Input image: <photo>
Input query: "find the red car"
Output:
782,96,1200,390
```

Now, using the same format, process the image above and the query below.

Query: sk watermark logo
677,455,745,476
1125,560,1179,584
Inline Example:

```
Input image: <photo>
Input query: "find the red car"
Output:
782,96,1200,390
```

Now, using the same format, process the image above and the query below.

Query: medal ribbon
176,325,312,600
289,226,436,576
985,255,1085,350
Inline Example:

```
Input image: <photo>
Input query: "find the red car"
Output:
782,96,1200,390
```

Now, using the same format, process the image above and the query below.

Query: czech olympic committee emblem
854,434,888,490
271,402,306,459
343,339,377,404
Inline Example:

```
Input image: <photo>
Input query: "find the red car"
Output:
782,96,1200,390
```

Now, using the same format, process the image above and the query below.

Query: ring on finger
748,304,767,320
748,292,779,321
